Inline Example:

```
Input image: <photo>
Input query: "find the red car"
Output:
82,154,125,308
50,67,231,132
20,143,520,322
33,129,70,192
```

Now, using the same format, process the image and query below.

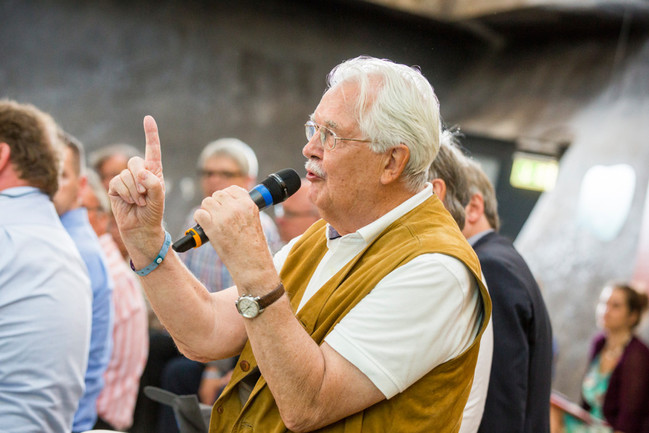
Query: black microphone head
262,168,301,204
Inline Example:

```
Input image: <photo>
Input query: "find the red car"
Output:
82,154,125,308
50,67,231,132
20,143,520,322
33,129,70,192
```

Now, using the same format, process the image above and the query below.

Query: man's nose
302,134,323,159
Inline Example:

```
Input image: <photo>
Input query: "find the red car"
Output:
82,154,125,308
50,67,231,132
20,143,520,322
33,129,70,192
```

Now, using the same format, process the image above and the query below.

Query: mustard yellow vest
209,195,491,433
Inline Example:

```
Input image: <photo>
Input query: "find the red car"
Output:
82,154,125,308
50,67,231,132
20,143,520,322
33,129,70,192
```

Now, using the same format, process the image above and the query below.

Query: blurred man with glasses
81,170,148,432
155,138,281,433
183,137,281,292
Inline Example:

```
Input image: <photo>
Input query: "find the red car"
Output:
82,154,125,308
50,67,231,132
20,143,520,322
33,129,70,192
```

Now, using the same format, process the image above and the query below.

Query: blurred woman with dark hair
563,282,649,433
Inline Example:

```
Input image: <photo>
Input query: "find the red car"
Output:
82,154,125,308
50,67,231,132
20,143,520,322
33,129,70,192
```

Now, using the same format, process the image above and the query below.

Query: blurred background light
510,152,559,191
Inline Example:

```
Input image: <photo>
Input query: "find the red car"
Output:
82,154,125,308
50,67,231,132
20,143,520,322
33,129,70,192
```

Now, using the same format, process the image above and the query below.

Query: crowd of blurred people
1,54,648,433
0,98,322,433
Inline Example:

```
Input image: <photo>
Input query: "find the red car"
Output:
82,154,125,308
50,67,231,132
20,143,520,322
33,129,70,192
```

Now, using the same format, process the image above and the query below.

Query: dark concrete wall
0,0,480,234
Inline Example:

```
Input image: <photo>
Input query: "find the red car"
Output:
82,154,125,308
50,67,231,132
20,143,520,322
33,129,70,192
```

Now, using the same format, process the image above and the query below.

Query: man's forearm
136,250,246,361
243,294,329,430
241,292,383,432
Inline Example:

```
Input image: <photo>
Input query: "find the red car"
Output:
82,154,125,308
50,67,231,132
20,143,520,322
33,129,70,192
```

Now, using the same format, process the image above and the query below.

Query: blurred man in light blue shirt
0,100,92,432
54,131,114,432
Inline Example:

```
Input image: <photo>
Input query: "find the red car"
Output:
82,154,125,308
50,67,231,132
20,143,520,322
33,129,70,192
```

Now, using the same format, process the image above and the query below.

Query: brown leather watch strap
257,282,285,310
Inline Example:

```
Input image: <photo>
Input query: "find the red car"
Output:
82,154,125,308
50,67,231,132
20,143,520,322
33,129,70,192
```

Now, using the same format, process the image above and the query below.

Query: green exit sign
510,152,559,191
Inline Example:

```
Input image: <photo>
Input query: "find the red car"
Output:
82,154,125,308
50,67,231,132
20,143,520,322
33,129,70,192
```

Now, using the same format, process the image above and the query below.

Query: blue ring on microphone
252,185,273,207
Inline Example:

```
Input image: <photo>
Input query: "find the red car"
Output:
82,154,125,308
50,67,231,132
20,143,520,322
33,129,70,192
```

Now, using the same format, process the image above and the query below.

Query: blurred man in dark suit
462,159,553,433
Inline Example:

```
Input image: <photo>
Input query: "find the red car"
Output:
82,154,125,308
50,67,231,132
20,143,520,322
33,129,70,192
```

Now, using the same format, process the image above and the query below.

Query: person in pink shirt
82,169,149,431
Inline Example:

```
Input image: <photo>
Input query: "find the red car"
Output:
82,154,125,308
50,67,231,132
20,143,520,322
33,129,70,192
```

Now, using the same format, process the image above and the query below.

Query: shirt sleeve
611,342,649,432
460,317,493,433
272,236,300,272
324,253,483,398
260,211,283,254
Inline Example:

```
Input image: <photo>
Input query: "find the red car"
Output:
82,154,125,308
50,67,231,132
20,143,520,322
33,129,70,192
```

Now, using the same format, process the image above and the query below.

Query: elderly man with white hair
109,56,491,433
181,137,281,292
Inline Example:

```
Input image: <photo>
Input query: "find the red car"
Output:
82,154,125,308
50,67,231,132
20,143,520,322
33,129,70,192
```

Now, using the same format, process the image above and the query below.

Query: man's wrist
128,230,171,275
236,281,285,319
235,269,283,296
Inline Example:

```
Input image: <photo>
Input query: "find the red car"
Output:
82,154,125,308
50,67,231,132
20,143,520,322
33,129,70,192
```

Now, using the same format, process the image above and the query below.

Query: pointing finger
143,115,162,174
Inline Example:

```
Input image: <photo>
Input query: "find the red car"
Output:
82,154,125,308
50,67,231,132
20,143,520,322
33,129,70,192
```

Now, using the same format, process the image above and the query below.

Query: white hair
89,143,142,172
198,138,259,179
326,56,441,191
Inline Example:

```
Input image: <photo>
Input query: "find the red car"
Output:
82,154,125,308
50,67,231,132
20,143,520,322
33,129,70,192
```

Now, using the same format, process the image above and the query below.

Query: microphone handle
172,186,272,253
172,168,299,253
172,225,206,253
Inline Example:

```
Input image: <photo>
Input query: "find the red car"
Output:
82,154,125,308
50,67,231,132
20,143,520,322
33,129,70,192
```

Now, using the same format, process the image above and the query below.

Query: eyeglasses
305,120,372,151
199,169,243,179
84,206,105,214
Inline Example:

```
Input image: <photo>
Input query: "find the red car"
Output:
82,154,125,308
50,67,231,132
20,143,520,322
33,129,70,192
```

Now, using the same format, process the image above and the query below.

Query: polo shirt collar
325,183,433,247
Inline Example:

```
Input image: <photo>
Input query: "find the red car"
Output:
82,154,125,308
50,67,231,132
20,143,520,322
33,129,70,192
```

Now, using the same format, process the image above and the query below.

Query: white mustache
305,160,326,179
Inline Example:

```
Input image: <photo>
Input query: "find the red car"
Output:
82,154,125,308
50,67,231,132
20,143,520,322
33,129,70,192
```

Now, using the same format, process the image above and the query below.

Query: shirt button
216,406,224,414
239,360,250,371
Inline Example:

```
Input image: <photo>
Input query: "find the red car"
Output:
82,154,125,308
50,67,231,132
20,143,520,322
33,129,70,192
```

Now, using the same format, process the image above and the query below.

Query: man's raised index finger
143,115,162,165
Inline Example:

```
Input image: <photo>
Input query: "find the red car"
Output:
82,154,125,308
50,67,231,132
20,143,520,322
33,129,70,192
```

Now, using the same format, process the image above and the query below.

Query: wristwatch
235,282,285,319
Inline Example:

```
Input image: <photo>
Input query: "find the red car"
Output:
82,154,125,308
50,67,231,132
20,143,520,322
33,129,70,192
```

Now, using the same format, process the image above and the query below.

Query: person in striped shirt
82,169,149,431
179,138,282,291
156,138,281,433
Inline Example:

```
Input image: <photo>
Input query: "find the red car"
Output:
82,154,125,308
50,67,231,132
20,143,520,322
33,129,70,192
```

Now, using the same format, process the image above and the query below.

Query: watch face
236,296,260,319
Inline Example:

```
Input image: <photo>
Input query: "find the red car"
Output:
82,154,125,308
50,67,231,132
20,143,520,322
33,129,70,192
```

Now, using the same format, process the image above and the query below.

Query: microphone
172,168,301,253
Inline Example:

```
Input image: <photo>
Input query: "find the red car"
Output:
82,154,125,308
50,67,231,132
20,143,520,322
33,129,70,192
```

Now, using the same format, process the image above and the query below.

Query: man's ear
380,144,409,185
0,143,10,172
431,178,447,202
464,193,484,225
76,174,88,204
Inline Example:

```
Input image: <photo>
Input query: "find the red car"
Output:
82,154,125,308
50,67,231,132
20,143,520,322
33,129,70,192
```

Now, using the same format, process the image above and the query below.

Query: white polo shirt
273,184,483,398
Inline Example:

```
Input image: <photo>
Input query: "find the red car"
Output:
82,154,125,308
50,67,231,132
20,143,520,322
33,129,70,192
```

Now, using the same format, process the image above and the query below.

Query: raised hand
108,116,166,256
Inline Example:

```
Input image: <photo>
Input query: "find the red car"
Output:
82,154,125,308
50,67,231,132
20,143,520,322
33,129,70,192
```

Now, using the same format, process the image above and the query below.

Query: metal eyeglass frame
305,120,372,151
